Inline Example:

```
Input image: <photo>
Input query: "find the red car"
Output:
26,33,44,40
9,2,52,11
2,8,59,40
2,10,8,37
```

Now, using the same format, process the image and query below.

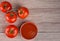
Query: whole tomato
0,1,12,13
18,7,29,19
5,25,18,38
6,11,17,23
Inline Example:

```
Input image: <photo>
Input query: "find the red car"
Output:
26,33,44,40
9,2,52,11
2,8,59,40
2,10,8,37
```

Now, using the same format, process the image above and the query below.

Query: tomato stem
20,10,23,14
4,4,7,9
10,13,14,17
9,30,14,34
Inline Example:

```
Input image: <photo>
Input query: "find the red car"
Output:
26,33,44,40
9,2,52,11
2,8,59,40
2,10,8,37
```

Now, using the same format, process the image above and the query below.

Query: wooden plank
37,23,60,33
26,8,60,23
1,22,60,33
0,8,60,33
0,0,60,41
35,33,60,41
0,0,60,8
0,33,60,41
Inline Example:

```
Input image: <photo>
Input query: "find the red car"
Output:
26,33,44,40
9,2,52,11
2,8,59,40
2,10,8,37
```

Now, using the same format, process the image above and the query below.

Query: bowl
20,22,38,40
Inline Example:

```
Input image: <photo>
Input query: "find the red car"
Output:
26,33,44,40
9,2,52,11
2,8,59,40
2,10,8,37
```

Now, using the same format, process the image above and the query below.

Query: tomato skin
6,11,17,23
5,25,18,38
0,1,12,13
18,7,29,19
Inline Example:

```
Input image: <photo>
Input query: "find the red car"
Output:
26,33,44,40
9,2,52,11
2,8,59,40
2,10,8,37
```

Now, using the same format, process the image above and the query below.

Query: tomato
0,1,12,13
5,25,18,38
6,11,17,23
20,22,37,39
18,7,29,19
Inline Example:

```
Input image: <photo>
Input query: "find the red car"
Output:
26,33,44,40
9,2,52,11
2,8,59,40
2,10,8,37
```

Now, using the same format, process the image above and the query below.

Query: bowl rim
20,22,38,40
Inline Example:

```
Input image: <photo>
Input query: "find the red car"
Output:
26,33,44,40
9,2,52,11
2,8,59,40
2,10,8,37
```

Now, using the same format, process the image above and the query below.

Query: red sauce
20,22,37,39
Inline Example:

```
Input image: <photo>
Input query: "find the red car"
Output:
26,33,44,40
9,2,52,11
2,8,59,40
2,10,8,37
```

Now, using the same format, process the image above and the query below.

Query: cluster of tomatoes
0,1,29,23
0,1,29,38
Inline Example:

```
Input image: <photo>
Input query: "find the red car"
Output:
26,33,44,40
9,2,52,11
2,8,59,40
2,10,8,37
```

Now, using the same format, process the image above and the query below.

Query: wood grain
0,8,60,33
0,33,60,41
0,0,60,41
0,0,60,8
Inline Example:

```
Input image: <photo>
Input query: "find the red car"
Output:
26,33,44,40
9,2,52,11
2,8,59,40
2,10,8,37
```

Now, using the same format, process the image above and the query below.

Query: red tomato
6,11,17,23
0,1,12,13
5,25,18,38
20,22,37,39
18,7,29,19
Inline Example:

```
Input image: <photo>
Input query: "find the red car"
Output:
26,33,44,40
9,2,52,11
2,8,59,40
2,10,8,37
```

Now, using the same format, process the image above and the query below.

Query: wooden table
0,0,60,41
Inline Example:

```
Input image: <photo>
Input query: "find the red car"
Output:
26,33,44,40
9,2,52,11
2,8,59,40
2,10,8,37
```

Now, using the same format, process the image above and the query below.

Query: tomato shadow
19,20,31,30
16,19,31,39
12,3,22,12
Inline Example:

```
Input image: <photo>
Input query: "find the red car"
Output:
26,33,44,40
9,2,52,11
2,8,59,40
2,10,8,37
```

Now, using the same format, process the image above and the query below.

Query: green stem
4,4,7,9
9,30,14,34
20,10,23,14
10,13,14,17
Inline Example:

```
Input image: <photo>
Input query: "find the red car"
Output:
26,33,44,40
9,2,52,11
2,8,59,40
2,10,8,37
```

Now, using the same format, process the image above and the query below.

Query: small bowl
20,22,38,40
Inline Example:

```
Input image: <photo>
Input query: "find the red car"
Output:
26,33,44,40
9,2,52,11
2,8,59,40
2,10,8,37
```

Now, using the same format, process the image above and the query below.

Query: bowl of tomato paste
20,22,38,40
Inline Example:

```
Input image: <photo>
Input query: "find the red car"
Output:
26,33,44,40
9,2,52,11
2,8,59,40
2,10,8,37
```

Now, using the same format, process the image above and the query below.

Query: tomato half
6,11,17,23
20,22,38,39
0,1,12,13
18,7,29,19
5,25,18,38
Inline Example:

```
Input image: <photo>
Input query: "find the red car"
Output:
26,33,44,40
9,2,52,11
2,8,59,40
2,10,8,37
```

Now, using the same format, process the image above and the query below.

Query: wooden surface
0,0,60,41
